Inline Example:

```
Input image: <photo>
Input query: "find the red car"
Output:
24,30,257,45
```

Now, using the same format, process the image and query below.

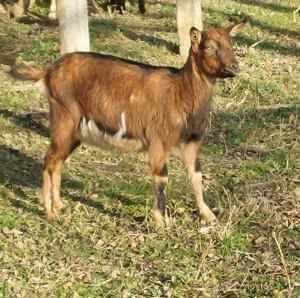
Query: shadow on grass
90,18,178,54
0,143,145,221
16,13,58,27
121,29,178,53
0,144,45,215
209,104,300,155
248,17,300,40
204,104,300,199
205,8,300,57
231,0,297,14
0,145,43,188
0,109,49,138
221,10,300,40
64,193,146,224
235,34,300,57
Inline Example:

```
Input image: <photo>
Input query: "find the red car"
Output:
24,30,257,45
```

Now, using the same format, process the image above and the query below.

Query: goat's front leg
149,142,168,226
48,0,56,19
181,142,218,225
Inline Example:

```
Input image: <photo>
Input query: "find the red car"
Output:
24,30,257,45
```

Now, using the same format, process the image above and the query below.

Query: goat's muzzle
222,62,240,77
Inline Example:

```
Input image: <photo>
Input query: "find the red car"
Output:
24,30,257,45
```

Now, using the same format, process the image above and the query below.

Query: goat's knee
152,165,168,226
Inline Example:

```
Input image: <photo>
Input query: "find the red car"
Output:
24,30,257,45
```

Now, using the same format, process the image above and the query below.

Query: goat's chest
181,102,211,142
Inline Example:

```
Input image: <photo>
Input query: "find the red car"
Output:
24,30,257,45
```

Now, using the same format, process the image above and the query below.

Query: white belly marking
77,117,144,152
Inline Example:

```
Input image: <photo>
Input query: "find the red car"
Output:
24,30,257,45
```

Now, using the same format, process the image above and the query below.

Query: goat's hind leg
42,105,80,221
149,142,169,227
181,142,218,225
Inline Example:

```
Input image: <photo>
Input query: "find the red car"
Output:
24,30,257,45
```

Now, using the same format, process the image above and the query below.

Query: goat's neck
181,54,215,113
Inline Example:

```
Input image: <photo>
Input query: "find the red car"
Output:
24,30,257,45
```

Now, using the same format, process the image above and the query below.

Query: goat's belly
77,118,145,152
79,134,145,152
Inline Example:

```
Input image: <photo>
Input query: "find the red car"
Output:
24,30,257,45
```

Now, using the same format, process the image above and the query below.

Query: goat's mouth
221,65,240,78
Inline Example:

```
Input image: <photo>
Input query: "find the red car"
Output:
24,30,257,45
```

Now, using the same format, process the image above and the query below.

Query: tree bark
176,0,203,60
57,0,90,54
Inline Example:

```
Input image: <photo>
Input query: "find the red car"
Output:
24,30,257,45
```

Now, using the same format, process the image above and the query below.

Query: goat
0,0,31,19
13,21,245,225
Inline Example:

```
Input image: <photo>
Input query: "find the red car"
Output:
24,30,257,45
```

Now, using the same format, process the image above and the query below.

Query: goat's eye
204,44,217,55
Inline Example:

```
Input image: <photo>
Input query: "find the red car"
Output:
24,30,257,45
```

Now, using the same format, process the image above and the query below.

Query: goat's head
190,21,245,78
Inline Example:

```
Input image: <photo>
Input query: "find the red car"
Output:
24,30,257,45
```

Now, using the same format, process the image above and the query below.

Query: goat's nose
230,62,240,73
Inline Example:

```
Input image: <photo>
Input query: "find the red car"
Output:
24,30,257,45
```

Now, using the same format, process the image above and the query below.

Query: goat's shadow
0,109,49,138
0,143,143,220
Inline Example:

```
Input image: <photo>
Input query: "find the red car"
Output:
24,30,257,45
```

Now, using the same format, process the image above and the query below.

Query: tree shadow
209,104,300,154
66,193,147,225
0,142,146,221
90,18,177,52
120,28,178,53
0,109,49,138
205,104,300,198
235,34,300,57
221,10,300,40
0,144,94,215
16,13,58,27
247,16,299,40
205,8,300,58
231,0,297,14
89,18,118,38
0,144,43,189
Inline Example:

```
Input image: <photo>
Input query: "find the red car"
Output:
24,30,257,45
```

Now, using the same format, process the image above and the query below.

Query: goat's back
45,52,185,146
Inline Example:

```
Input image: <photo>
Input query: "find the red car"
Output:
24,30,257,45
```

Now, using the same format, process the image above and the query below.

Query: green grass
1,0,300,297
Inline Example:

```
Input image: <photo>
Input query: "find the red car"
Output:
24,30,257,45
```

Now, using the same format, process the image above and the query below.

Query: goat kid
13,21,245,225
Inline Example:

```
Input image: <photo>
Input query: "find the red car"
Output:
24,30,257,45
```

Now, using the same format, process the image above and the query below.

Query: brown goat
14,21,245,225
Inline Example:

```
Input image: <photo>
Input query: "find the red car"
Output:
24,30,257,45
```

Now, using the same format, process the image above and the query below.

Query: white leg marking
48,0,56,19
80,117,89,138
114,112,126,139
35,79,49,97
88,119,104,139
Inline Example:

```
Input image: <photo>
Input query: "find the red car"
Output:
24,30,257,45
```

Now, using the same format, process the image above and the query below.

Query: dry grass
0,0,300,297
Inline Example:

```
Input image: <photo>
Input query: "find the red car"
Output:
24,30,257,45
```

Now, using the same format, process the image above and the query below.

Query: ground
0,0,300,297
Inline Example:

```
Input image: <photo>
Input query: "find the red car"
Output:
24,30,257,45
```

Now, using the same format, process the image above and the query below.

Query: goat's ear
190,27,202,53
226,19,246,37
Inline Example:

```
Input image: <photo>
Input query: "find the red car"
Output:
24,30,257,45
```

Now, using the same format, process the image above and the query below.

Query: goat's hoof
46,211,58,222
53,200,65,210
153,210,166,227
202,212,219,226
206,216,219,226
164,215,173,227
199,224,216,234
212,207,224,217
48,12,56,19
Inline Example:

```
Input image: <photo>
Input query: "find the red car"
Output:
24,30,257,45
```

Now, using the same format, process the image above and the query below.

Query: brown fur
13,22,245,224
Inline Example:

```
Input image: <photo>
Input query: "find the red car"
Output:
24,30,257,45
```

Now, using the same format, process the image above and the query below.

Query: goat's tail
9,63,45,81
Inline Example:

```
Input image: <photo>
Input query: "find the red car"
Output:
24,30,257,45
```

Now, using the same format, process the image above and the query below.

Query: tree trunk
57,0,90,54
176,0,203,60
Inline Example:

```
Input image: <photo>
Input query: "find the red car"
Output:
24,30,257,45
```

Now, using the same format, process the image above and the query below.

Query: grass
0,0,300,297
